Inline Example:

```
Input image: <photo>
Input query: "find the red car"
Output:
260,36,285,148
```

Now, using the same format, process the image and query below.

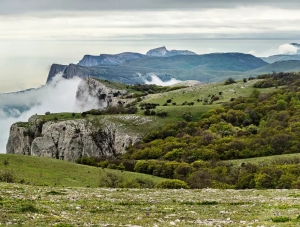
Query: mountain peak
146,46,168,57
146,46,196,57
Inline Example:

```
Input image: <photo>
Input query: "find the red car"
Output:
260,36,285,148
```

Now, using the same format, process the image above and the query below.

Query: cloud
1,0,300,15
278,44,299,54
144,75,181,86
0,74,82,153
1,7,300,42
248,50,256,55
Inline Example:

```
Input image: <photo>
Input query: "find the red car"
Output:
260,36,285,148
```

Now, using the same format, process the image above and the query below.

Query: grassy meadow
140,79,275,122
1,183,300,226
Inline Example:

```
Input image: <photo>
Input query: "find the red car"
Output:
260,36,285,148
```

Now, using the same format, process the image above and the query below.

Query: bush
134,160,149,174
76,157,96,166
156,179,189,189
182,112,192,122
107,164,118,169
19,203,39,213
117,163,125,170
272,216,291,223
164,148,184,161
99,172,124,188
88,109,102,115
0,169,15,183
224,78,236,85
188,170,212,189
135,178,156,188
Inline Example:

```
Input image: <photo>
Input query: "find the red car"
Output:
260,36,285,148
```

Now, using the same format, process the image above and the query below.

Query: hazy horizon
1,0,300,93
1,39,300,93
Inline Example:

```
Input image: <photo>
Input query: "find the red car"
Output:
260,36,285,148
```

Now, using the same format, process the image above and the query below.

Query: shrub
272,216,291,223
117,163,125,170
76,157,96,166
97,160,109,168
134,160,149,174
135,178,156,188
156,179,189,189
88,109,102,115
55,224,75,227
224,78,236,85
164,148,184,161
0,169,15,183
107,164,118,169
182,112,192,122
99,172,124,188
156,111,168,118
19,203,39,213
119,179,141,188
188,170,212,189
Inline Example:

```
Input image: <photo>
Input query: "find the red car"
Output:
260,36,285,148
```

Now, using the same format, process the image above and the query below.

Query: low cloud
248,50,256,56
144,75,181,86
278,44,299,55
0,74,82,153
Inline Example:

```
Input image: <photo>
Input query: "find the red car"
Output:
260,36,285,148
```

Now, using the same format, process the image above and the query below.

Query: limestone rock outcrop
75,77,129,111
6,116,150,162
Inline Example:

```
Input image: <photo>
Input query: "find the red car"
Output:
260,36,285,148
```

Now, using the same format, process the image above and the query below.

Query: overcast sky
0,0,300,92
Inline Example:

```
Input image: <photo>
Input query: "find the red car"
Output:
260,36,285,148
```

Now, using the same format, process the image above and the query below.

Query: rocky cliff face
76,77,129,111
7,115,150,162
46,64,68,83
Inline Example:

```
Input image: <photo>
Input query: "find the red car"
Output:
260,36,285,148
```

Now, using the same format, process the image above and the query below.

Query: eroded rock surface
7,116,148,162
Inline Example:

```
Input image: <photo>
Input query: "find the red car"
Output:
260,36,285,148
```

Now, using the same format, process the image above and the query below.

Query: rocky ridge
78,52,146,67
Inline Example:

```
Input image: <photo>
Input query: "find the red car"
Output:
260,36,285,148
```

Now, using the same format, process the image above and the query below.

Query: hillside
7,73,300,190
114,72,300,189
0,154,164,187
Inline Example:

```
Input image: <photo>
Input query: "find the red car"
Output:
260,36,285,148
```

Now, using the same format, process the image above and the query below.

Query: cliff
6,77,143,162
46,64,68,83
76,77,129,111
7,115,150,162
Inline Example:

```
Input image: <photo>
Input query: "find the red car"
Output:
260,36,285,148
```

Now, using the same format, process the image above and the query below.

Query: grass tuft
19,203,38,213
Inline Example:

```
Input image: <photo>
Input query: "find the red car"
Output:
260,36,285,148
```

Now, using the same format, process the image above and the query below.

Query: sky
1,0,300,93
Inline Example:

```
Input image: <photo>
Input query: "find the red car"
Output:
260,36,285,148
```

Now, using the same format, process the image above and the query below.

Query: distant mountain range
77,46,196,67
261,55,300,64
46,45,300,84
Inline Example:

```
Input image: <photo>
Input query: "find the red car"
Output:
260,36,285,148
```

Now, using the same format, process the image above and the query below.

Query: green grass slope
141,79,275,122
0,154,165,187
